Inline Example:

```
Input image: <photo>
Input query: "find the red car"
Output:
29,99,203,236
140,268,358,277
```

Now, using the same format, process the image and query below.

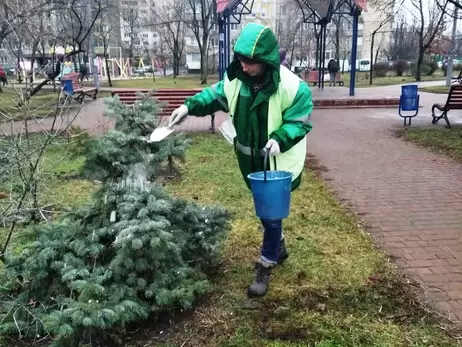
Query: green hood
227,23,280,86
233,23,280,69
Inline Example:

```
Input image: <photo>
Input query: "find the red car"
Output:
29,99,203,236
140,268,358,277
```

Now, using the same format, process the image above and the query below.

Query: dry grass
120,134,459,347
396,127,462,162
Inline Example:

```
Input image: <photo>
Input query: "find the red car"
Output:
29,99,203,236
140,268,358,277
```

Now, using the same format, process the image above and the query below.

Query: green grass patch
121,134,458,347
396,127,462,162
96,75,218,89
0,88,61,120
0,135,96,251
0,133,458,346
419,86,450,94
338,70,445,88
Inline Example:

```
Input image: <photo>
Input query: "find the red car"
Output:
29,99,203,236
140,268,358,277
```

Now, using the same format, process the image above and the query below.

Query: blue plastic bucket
247,152,293,220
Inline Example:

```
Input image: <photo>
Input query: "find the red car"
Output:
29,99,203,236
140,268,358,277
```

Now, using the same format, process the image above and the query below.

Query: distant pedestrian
0,66,7,86
279,48,290,69
327,59,339,87
80,63,89,82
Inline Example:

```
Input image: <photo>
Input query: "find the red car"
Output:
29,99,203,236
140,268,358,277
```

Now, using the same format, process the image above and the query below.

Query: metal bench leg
432,110,450,127
209,114,215,133
444,112,451,128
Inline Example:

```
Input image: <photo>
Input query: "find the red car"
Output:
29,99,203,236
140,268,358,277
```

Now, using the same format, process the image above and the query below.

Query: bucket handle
263,149,277,183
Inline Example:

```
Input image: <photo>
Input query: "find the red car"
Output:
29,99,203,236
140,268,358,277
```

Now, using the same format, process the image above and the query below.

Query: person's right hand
168,105,189,127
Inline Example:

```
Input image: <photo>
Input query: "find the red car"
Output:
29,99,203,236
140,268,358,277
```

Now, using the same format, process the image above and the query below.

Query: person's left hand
265,139,280,156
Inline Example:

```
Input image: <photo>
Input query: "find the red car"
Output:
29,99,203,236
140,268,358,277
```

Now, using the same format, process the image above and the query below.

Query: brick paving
307,105,462,327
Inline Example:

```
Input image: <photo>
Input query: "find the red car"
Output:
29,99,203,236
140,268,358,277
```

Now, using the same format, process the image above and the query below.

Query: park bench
61,72,98,103
111,89,216,132
431,84,462,128
452,69,462,84
304,70,344,87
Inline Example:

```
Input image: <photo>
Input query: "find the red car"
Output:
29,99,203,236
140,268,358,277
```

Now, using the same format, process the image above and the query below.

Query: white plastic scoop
148,125,175,142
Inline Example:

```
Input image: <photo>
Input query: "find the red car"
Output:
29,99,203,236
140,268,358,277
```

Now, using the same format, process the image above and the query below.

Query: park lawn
121,134,457,347
341,70,446,88
0,88,60,120
0,135,96,254
0,134,457,346
98,75,218,89
419,86,451,94
397,127,462,162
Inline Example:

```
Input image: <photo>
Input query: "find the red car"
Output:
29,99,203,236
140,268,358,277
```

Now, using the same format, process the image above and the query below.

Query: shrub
373,62,389,78
426,60,438,75
410,61,431,77
393,60,408,76
0,95,231,346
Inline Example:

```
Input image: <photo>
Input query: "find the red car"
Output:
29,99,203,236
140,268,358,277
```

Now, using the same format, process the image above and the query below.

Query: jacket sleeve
269,81,313,153
184,79,229,116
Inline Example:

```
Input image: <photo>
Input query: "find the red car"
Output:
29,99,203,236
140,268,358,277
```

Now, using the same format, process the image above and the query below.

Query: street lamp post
446,0,459,87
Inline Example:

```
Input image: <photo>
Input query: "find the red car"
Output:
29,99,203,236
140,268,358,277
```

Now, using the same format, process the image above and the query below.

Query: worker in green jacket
169,23,313,297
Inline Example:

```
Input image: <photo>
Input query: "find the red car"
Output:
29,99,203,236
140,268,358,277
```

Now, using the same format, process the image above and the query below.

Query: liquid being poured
118,163,148,190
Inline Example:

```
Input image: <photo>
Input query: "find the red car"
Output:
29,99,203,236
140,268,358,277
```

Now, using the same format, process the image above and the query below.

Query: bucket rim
247,170,293,182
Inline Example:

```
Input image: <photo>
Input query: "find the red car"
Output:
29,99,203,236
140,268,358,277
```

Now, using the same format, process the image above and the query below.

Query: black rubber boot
278,239,289,264
247,261,273,297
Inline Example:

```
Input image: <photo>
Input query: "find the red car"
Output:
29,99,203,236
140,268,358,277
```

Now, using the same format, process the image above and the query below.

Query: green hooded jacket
184,23,313,190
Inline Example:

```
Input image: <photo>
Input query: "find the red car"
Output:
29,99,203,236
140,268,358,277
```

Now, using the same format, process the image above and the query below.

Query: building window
0,57,7,64
124,32,130,37
191,53,200,61
142,33,149,38
230,23,238,31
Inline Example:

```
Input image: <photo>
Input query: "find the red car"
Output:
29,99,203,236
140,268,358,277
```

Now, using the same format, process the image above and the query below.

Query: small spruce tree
0,94,230,346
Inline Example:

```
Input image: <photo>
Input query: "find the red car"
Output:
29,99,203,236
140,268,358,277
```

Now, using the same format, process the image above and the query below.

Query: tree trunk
335,24,340,61
200,46,208,84
104,54,112,87
416,49,423,81
369,32,375,85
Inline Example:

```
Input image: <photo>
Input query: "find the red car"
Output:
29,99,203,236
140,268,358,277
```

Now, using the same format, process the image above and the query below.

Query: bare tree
94,17,113,87
151,0,187,77
0,83,85,263
0,0,56,47
275,0,315,68
330,14,352,62
120,6,141,68
24,0,107,99
387,16,419,61
367,5,394,84
410,0,448,80
185,0,216,84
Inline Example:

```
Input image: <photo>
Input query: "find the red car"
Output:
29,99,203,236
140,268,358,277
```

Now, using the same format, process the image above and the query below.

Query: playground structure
8,43,168,83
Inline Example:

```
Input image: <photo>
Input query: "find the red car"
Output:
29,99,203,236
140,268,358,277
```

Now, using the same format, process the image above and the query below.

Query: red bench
304,70,344,86
111,89,216,132
61,72,98,103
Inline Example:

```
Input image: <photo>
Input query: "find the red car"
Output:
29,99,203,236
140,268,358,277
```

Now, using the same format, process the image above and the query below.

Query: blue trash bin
401,85,418,97
399,84,419,125
400,96,418,111
247,152,293,220
62,78,74,96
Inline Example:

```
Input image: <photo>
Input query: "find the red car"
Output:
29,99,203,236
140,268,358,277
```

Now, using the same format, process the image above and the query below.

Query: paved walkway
308,105,462,327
